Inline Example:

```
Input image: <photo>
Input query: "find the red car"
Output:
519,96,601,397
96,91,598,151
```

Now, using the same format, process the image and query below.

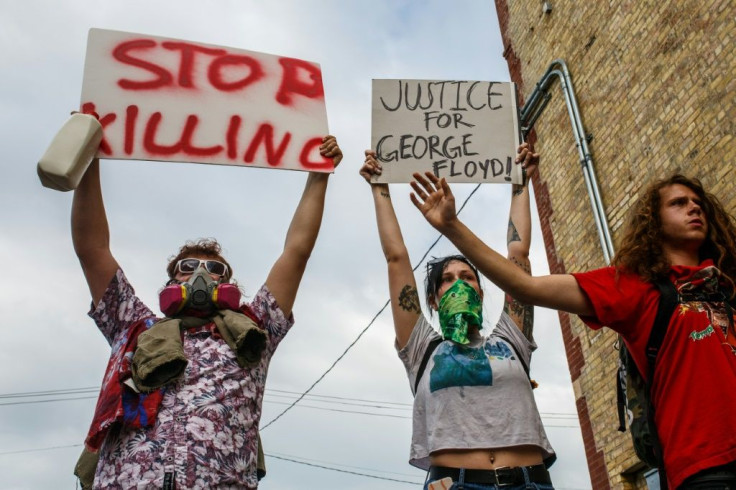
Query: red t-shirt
573,260,736,488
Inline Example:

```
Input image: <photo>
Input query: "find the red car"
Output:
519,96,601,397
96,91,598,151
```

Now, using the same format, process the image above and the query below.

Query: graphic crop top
396,312,555,470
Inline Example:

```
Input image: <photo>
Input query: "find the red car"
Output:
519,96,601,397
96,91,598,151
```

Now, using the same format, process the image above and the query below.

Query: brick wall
495,1,735,488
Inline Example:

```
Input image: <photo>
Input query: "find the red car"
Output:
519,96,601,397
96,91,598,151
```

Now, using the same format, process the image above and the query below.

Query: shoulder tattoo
398,285,421,313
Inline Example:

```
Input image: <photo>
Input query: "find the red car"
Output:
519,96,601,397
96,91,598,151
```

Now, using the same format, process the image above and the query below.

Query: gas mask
438,279,483,345
159,267,241,317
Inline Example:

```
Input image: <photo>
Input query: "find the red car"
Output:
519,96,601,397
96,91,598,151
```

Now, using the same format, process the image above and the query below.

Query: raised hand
410,171,458,232
359,150,383,183
516,142,539,180
319,135,343,168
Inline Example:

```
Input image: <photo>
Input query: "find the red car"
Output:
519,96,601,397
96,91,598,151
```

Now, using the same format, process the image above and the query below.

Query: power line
268,388,413,408
0,443,423,485
260,300,391,431
0,443,591,488
267,398,580,426
0,443,82,456
267,451,421,478
0,387,98,399
0,386,580,421
0,386,413,407
261,184,483,430
265,453,422,485
265,392,412,411
264,399,410,419
0,396,96,407
0,387,579,427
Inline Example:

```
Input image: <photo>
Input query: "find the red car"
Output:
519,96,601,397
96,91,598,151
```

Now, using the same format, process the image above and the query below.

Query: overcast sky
0,1,592,489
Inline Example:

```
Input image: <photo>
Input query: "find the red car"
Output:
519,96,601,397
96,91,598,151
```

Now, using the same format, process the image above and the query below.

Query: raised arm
409,169,594,317
503,144,536,340
360,151,420,349
265,135,342,317
71,158,120,305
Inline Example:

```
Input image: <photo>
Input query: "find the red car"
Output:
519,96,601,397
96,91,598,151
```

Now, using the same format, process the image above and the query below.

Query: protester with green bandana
360,143,556,490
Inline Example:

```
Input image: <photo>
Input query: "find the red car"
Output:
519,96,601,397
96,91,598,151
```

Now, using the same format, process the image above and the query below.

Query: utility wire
0,386,579,426
267,451,422,478
0,387,98,399
0,396,96,407
264,399,410,419
266,399,580,426
0,390,414,412
0,443,422,485
0,393,579,425
260,299,390,431
268,388,413,407
260,184,482,430
0,444,82,456
266,392,411,411
265,453,422,485
0,441,588,488
0,387,579,419
0,443,589,487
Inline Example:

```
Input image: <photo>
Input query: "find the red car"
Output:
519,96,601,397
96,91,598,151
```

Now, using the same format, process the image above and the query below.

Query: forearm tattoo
507,218,521,245
380,190,391,199
398,285,421,313
512,184,524,196
503,257,534,340
511,256,531,274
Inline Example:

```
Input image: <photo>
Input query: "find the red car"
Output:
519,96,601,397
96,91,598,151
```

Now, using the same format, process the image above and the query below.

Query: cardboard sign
80,28,332,172
371,79,521,183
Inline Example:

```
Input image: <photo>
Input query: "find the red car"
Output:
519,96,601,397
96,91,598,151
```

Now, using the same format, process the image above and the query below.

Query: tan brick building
494,1,735,488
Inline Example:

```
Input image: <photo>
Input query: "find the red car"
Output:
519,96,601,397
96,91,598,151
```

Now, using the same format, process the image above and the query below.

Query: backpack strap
645,279,679,380
615,338,629,432
414,337,442,394
615,280,677,446
645,279,678,488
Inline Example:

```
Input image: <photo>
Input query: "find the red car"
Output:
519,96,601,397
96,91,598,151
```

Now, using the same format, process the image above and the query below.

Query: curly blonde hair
612,174,736,292
166,238,233,282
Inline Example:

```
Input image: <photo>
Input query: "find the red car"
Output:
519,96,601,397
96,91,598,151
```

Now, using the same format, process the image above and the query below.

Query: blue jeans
423,467,555,490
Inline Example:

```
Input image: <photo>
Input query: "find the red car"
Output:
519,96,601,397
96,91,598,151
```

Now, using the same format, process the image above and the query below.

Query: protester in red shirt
410,171,736,489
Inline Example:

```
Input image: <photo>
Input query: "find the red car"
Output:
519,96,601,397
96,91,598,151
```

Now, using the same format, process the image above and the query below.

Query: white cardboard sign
80,28,332,172
371,79,522,183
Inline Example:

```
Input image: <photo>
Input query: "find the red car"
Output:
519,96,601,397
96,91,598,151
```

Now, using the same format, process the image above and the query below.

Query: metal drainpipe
520,59,615,264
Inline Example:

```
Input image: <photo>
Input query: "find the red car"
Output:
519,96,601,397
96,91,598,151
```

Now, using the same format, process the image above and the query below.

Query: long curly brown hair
612,174,736,291
166,238,233,282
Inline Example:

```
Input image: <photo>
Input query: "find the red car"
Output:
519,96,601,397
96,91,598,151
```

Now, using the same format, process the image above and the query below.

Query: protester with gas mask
70,135,342,489
360,143,555,490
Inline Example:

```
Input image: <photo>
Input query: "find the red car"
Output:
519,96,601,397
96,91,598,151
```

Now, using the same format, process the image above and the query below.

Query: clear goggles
175,258,229,278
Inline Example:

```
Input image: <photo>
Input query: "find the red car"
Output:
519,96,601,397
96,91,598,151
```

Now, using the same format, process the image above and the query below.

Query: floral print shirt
89,269,293,489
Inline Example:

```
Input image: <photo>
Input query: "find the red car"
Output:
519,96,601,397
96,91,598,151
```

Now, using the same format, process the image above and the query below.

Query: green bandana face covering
438,280,483,345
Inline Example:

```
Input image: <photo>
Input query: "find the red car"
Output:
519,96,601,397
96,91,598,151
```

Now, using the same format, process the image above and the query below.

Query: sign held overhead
371,79,521,183
80,28,332,172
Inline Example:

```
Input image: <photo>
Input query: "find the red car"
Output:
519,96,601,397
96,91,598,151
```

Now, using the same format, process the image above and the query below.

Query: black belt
682,462,736,486
429,464,551,486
